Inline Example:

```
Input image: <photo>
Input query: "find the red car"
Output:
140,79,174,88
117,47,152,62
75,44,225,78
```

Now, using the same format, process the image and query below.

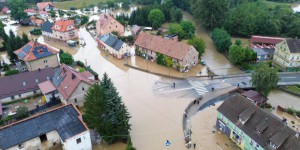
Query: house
241,90,268,107
33,18,44,26
273,39,300,69
41,21,54,38
39,11,49,18
24,9,37,16
96,33,131,59
1,6,10,14
96,13,125,36
216,94,300,150
131,25,141,36
37,2,54,11
0,104,92,150
52,20,78,41
20,18,32,26
134,32,199,72
0,67,54,103
250,35,284,61
46,64,96,108
14,40,59,71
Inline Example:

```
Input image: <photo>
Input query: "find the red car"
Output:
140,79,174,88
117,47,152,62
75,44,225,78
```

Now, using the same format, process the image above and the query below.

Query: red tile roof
134,32,193,60
38,80,56,95
97,13,124,35
37,2,53,10
2,6,8,13
14,41,58,61
39,11,49,15
56,64,96,100
24,9,36,13
52,20,75,32
250,35,284,45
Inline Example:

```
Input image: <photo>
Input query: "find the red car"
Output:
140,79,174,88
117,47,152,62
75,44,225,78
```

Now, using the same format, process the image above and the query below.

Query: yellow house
14,40,59,71
273,39,300,69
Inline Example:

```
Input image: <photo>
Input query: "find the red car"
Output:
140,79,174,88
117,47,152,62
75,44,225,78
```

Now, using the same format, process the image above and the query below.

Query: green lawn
54,0,108,10
286,85,300,94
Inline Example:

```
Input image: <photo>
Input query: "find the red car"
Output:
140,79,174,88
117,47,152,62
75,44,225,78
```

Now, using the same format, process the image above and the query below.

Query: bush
297,84,300,88
264,103,272,109
76,60,85,67
29,28,42,35
3,63,10,71
59,52,74,65
70,7,77,10
15,106,29,120
79,68,85,72
4,69,19,76
286,108,295,115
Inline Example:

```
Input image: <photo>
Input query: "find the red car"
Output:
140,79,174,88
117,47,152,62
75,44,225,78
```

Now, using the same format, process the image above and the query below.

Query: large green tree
192,0,229,29
228,45,245,65
251,64,279,97
59,52,74,65
84,73,131,144
168,23,185,40
148,9,165,29
188,37,205,58
180,21,195,39
8,0,28,21
211,28,232,53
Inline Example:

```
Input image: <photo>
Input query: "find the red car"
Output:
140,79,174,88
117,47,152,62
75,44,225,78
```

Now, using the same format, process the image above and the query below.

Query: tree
8,0,28,21
156,53,165,65
211,28,232,53
122,0,130,11
170,7,182,22
188,37,205,58
180,21,195,39
148,9,165,29
251,64,279,97
168,23,185,40
49,10,56,18
84,73,131,144
192,0,229,29
244,47,256,62
228,45,245,64
21,32,29,45
15,106,29,120
165,56,173,67
59,52,74,65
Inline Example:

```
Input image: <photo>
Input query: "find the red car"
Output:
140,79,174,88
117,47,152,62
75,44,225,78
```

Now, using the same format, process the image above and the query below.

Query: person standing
194,143,196,149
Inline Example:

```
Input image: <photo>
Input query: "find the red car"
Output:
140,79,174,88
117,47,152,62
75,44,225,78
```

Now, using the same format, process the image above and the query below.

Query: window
11,95,15,100
33,90,37,94
39,134,47,143
44,60,48,63
76,138,82,144
82,87,85,91
250,140,254,146
18,143,24,149
19,94,21,98
75,98,77,103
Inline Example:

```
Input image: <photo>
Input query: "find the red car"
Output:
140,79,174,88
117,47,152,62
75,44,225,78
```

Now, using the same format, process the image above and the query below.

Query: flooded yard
182,12,242,76
268,89,300,110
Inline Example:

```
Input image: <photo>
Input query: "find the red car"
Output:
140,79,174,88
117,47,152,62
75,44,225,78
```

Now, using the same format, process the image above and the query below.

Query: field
54,0,108,10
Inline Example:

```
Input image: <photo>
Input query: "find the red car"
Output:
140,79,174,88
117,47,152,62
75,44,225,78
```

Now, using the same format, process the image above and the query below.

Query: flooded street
74,28,196,149
182,12,242,75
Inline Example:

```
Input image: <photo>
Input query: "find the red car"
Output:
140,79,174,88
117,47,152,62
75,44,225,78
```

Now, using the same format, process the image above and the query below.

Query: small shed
38,80,57,103
67,40,77,47
241,90,268,107
131,25,141,35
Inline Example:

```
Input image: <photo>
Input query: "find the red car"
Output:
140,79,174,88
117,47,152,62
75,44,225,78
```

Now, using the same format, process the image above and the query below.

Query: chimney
71,73,76,80
38,68,41,72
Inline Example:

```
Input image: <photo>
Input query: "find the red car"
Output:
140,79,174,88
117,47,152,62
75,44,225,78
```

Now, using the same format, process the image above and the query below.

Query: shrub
291,121,295,124
286,108,295,115
264,103,272,109
79,68,85,72
297,84,300,88
3,63,10,71
70,7,77,10
29,28,42,35
76,60,85,67
15,106,29,120
4,69,19,76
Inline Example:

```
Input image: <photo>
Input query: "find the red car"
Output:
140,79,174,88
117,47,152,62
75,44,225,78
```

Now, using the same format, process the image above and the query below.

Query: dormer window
270,142,277,149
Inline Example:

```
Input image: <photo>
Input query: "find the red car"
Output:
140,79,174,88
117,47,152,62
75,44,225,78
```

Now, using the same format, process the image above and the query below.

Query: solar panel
17,52,26,58
22,45,31,54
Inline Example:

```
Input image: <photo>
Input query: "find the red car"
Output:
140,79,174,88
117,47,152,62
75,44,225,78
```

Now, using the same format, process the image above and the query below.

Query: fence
28,99,62,115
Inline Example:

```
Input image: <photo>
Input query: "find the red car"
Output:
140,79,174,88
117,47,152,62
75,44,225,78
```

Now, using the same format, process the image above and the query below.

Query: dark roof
0,68,54,99
0,104,88,149
41,21,54,33
217,94,300,150
98,33,124,51
252,48,275,56
20,18,31,24
241,90,268,104
0,101,2,116
286,39,300,53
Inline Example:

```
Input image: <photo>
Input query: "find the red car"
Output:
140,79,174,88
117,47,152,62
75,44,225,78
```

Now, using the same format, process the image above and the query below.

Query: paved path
182,86,237,147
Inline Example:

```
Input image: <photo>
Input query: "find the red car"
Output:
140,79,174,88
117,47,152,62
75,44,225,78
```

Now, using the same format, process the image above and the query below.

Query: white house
40,11,49,18
0,104,92,150
24,9,37,16
96,33,131,59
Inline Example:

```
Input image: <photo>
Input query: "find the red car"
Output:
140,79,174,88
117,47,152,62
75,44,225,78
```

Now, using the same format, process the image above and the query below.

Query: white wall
67,82,91,107
63,130,92,150
0,90,41,103
42,31,54,38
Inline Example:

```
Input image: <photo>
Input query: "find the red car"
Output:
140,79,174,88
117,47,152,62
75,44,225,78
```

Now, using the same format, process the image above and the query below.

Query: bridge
187,72,300,96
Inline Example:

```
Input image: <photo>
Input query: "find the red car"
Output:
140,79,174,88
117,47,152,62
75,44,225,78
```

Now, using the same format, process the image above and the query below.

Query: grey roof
0,104,87,149
217,94,300,150
41,21,54,33
286,39,300,53
252,48,275,56
0,68,54,99
51,67,66,87
238,106,256,123
99,33,124,51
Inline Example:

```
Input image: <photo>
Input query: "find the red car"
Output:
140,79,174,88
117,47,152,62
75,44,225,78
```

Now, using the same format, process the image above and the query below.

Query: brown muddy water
182,12,243,76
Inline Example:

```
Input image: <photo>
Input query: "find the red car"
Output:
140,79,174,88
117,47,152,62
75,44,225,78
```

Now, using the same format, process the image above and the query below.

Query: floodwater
268,89,300,110
182,12,243,75
191,102,239,150
74,28,196,149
